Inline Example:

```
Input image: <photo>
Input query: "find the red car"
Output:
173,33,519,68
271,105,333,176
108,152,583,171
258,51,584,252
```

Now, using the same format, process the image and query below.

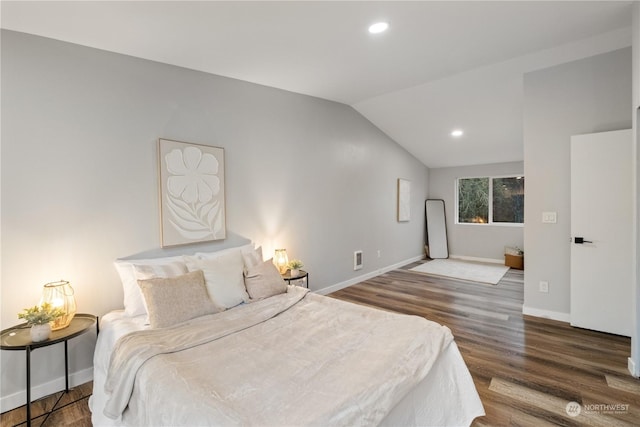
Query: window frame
455,175,524,227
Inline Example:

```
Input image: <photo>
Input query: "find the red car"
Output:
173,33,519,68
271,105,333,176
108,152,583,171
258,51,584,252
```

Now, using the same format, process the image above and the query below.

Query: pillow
133,261,188,280
244,258,288,301
184,251,249,309
138,270,220,328
133,261,188,322
114,256,187,317
241,245,263,270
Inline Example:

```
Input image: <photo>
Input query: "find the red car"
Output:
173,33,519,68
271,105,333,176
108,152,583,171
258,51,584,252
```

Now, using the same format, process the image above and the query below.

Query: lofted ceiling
1,1,633,168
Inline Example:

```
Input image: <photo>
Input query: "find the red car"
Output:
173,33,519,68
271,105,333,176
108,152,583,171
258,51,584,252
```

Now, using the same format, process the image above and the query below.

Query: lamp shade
273,249,289,274
40,280,76,330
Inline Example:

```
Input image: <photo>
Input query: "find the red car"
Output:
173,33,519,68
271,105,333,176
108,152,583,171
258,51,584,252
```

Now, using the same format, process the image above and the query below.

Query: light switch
542,212,557,223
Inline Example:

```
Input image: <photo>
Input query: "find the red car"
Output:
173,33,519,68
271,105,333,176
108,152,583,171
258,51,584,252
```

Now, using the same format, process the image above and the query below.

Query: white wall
631,2,640,377
428,162,524,261
523,47,632,321
0,31,429,408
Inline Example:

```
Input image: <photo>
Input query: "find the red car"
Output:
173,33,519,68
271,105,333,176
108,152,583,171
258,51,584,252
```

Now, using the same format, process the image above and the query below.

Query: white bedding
90,287,484,426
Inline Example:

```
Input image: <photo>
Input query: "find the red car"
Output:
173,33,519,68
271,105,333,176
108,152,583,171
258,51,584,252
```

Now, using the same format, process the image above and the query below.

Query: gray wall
428,162,524,261
632,3,640,376
523,47,632,319
0,31,428,407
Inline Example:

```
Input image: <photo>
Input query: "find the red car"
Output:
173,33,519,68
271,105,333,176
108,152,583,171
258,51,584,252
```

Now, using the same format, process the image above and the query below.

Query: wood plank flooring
3,261,638,426
0,381,92,426
330,262,640,426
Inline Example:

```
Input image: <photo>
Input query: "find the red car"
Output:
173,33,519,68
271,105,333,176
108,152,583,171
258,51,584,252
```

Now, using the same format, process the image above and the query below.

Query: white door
570,129,633,336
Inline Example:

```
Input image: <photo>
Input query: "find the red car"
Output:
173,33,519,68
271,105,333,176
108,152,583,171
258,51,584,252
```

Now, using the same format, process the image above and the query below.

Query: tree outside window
493,177,524,223
457,176,524,225
457,178,489,223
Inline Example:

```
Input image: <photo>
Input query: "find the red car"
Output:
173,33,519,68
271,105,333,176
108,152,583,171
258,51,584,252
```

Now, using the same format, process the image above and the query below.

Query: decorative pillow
244,258,288,301
133,261,188,322
137,270,220,328
184,251,249,309
114,256,187,317
241,245,263,270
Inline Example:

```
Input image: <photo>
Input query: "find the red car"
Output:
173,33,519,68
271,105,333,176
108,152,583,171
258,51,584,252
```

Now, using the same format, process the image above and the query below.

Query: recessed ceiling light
368,22,389,34
451,129,464,137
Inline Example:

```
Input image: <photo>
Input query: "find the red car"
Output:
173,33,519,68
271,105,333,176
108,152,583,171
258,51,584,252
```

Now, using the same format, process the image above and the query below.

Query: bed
89,245,484,426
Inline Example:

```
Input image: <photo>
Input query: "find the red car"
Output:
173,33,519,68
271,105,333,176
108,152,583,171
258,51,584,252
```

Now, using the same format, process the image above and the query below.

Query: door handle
574,237,593,244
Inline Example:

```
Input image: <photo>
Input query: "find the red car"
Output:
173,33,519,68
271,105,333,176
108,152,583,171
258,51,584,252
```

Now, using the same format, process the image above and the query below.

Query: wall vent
354,250,363,271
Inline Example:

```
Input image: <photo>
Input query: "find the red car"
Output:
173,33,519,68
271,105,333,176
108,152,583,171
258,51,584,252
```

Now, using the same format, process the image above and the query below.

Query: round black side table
281,270,309,288
0,313,98,427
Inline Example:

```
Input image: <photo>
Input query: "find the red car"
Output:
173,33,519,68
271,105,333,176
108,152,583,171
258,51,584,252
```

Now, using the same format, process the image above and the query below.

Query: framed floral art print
158,138,226,247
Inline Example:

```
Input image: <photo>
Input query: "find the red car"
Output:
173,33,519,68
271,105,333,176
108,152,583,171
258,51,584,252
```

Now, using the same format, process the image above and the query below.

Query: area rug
410,259,509,285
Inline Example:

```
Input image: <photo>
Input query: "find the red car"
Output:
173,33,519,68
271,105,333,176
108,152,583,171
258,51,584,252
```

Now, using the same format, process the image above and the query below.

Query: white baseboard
629,357,639,378
0,367,93,413
315,255,424,296
522,305,571,323
449,254,504,264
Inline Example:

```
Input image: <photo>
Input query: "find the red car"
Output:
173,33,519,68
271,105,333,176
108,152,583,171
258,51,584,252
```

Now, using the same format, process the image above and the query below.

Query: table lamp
40,280,77,330
274,249,289,274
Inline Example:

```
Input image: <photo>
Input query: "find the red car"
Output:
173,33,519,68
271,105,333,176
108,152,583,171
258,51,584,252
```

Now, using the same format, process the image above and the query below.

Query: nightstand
0,313,98,427
282,270,309,288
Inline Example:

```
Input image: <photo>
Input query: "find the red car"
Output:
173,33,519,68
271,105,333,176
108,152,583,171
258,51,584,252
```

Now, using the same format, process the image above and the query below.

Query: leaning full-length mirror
425,199,449,259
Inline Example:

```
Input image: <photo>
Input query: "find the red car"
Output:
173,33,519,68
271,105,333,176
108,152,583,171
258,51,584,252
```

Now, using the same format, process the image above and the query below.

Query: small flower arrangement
505,246,523,256
18,302,65,326
288,259,304,270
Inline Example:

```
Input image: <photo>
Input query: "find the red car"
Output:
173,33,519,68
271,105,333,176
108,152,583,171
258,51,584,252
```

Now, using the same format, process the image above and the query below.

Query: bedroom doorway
570,129,633,337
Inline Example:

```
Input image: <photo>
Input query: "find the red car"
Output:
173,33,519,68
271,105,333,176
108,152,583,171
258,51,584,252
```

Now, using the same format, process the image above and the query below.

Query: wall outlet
539,281,549,293
377,250,381,258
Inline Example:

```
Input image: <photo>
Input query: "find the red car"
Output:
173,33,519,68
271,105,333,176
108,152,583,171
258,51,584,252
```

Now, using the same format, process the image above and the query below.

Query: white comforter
103,286,455,426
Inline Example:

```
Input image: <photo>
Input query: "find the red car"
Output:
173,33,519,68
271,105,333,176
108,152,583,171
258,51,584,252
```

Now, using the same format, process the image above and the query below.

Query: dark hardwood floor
3,261,638,426
0,381,92,426
331,262,640,426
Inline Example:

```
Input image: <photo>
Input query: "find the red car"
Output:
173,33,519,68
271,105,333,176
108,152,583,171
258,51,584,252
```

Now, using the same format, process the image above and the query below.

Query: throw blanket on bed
104,286,453,426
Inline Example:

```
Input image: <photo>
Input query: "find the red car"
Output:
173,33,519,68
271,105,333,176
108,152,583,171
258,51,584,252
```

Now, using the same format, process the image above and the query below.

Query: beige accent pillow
133,261,189,323
114,256,187,317
184,252,249,309
137,270,220,328
241,246,263,270
244,258,288,301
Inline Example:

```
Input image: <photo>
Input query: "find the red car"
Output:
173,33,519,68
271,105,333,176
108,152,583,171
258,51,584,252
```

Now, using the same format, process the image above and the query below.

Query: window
457,177,489,223
456,176,524,225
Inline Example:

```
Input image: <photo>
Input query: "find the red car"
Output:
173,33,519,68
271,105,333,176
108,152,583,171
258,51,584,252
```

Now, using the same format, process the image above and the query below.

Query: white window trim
454,174,524,226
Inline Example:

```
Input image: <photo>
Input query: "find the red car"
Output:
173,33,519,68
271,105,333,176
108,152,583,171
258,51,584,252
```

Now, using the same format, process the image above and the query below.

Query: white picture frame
158,138,226,247
397,178,411,222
